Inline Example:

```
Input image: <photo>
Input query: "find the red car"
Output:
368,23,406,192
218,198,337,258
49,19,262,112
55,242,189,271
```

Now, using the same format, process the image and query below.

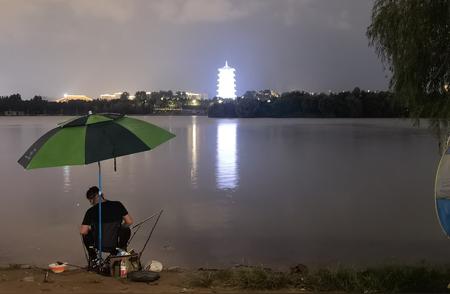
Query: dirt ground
0,267,309,294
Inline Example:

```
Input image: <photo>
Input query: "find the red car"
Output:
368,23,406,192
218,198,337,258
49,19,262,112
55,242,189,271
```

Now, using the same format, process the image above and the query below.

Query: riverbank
0,265,307,294
1,263,450,293
0,266,184,294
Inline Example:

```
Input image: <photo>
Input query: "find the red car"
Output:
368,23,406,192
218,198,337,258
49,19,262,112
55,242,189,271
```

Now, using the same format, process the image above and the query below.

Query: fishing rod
131,211,161,229
128,209,163,246
139,209,163,258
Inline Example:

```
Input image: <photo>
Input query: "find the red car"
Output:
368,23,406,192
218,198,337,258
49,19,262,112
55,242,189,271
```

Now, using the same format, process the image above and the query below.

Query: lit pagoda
217,61,236,99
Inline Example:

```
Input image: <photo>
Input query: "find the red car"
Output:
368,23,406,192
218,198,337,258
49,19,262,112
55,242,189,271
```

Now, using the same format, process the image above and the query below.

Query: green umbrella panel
18,113,175,169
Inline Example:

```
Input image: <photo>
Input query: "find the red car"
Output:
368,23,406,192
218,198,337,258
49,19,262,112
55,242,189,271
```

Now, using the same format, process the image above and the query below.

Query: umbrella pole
97,161,103,262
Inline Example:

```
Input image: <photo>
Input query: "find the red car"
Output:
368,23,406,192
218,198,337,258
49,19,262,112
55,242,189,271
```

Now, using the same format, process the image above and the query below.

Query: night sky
0,0,387,99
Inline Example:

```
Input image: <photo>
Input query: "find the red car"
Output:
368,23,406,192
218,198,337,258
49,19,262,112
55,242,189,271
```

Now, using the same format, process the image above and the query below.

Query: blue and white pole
97,161,103,261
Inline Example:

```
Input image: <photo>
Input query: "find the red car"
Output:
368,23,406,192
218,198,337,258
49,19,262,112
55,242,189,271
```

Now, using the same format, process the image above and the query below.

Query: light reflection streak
216,122,238,190
190,116,198,188
63,166,71,193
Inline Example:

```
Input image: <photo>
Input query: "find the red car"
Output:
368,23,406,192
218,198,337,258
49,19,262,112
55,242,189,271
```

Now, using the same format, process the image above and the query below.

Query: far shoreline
0,113,410,119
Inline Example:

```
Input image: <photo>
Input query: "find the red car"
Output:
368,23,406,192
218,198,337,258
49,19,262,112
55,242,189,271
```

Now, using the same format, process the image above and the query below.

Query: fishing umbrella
18,113,175,260
436,140,450,237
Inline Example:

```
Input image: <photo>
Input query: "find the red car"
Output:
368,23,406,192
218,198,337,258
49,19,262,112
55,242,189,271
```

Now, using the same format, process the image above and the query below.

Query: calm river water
0,116,447,268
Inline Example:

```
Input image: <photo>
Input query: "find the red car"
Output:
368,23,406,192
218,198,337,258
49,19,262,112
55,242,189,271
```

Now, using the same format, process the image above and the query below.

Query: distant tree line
208,88,408,118
0,91,209,116
1,88,408,118
0,93,155,115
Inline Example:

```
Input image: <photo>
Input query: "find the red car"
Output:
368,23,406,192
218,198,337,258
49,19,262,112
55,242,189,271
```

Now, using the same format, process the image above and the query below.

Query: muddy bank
0,266,308,294
2,263,450,293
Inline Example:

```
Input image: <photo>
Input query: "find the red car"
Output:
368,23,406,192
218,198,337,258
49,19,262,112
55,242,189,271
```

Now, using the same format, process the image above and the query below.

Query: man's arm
80,225,90,235
118,202,133,225
80,210,91,235
123,214,133,225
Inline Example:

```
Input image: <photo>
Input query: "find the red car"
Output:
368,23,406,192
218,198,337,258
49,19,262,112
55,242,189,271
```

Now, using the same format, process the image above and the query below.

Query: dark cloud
0,0,386,99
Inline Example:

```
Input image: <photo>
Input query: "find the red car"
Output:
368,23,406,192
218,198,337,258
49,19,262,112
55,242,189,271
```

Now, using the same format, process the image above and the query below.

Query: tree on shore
134,91,147,104
367,0,450,152
120,92,130,101
367,0,449,119
236,97,259,117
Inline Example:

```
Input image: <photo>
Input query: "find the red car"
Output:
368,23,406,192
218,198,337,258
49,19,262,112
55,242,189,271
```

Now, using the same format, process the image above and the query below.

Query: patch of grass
185,264,450,292
233,267,291,289
184,267,292,290
305,265,450,293
185,270,217,288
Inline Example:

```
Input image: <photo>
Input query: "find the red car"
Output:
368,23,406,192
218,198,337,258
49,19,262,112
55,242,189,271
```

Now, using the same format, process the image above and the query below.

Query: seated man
80,186,133,261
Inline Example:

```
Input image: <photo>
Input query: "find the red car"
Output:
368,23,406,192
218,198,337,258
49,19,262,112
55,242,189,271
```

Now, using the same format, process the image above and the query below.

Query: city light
56,94,93,103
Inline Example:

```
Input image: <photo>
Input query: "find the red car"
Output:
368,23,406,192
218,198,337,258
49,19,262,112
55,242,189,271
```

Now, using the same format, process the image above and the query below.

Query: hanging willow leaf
367,0,450,119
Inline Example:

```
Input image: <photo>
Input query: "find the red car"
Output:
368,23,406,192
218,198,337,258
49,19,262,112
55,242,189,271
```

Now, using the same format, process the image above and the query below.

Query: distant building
99,92,138,100
100,90,207,101
242,89,280,101
186,92,208,100
56,94,93,103
99,94,116,100
99,92,123,100
258,89,280,101
217,61,237,99
268,90,280,98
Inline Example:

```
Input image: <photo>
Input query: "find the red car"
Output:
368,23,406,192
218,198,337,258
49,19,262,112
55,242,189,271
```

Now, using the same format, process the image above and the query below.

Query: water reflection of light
63,166,71,193
190,116,198,188
216,122,238,190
